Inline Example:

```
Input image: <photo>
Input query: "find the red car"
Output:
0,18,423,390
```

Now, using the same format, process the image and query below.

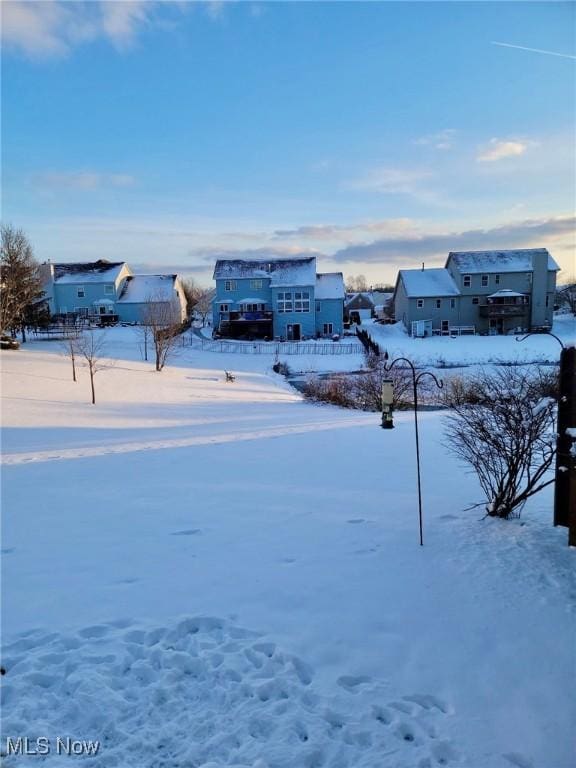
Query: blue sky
2,1,575,285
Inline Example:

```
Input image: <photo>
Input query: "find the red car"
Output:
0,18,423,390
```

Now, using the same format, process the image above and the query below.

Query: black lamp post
383,353,443,546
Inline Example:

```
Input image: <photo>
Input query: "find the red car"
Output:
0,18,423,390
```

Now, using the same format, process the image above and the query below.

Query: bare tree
0,225,43,341
60,326,81,382
443,368,556,519
76,331,109,404
192,287,215,327
556,277,576,314
345,274,368,293
141,293,182,371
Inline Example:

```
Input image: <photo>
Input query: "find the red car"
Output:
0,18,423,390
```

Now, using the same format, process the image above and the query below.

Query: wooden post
554,346,576,545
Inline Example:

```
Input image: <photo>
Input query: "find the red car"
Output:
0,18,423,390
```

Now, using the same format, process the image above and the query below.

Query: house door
287,323,301,341
489,318,504,335
441,320,449,334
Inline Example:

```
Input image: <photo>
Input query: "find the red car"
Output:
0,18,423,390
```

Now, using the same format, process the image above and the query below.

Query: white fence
190,337,362,355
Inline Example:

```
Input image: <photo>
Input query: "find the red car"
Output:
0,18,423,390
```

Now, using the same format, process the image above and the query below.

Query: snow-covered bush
443,368,557,519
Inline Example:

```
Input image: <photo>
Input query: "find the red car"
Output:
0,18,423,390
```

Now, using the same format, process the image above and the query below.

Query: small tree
60,326,81,382
0,225,43,341
141,293,181,371
76,330,108,404
443,368,557,519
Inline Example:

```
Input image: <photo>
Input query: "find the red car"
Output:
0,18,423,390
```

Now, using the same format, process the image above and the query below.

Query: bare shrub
302,376,355,409
356,355,417,410
443,368,556,519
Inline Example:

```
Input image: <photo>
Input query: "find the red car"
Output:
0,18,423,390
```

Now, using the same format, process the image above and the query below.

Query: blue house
212,256,344,341
39,260,187,325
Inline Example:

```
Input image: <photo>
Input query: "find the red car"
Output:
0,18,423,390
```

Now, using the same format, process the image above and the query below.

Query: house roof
447,248,559,273
117,274,178,304
487,289,526,299
316,272,345,300
52,260,127,284
345,292,373,308
398,268,460,298
213,257,316,287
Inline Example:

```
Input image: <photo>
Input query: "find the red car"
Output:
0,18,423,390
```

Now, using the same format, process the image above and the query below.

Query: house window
277,292,293,313
450,298,456,309
220,304,229,313
436,299,441,309
463,275,471,288
224,280,237,291
77,287,85,298
495,274,501,285
316,301,321,313
104,285,114,295
250,279,263,290
472,297,479,305
481,275,489,288
417,299,424,309
294,291,310,312
242,303,260,312
323,323,333,335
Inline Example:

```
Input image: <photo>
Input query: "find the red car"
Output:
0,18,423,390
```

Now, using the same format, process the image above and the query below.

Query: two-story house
393,248,559,336
39,260,187,325
212,256,345,340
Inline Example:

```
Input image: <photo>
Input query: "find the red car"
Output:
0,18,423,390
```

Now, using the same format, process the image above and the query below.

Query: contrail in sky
492,41,576,60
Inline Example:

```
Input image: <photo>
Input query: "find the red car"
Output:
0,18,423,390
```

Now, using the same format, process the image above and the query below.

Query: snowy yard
1,325,574,768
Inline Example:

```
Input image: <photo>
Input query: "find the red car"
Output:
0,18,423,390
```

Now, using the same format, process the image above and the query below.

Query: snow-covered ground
1,325,574,768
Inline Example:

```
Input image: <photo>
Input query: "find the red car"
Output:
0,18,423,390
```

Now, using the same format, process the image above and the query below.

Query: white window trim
224,280,237,291
104,285,114,295
77,287,85,298
417,299,424,309
481,274,489,287
463,275,471,288
250,279,263,290
436,299,441,309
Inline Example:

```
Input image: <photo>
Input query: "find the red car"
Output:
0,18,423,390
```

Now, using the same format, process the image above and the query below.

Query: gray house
393,249,559,336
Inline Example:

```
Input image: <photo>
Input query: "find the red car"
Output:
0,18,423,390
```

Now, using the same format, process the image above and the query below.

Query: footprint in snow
337,675,372,692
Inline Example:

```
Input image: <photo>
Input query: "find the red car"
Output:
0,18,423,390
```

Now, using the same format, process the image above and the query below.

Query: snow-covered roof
316,272,345,300
53,260,127,284
117,275,178,304
213,257,316,287
399,268,460,298
237,297,267,304
447,249,559,273
345,292,373,307
487,289,526,299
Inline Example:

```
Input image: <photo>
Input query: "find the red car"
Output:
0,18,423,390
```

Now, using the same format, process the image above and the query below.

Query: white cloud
274,218,415,241
332,215,575,265
32,172,136,190
477,139,531,163
413,129,457,150
346,167,433,195
1,1,181,58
